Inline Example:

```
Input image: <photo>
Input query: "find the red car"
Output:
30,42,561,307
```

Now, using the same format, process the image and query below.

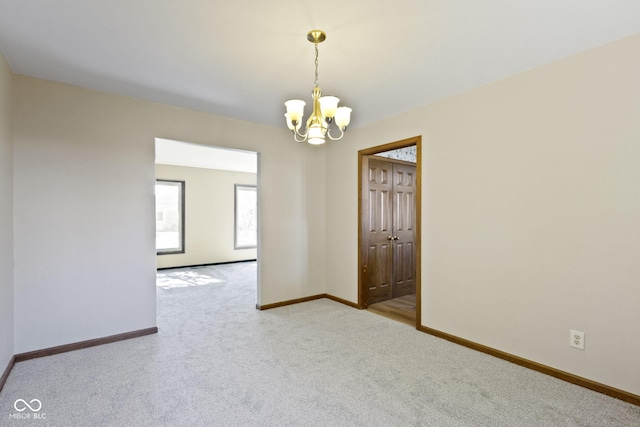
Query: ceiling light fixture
284,30,352,145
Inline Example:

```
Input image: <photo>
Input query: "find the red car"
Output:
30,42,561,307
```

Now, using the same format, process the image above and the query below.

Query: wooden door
392,162,416,297
363,158,394,304
362,157,416,305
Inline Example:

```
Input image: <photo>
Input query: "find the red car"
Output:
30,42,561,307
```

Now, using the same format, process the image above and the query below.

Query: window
155,180,185,254
235,185,257,249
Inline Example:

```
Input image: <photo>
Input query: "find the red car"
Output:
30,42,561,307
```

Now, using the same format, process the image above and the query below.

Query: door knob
393,236,399,240
387,235,393,241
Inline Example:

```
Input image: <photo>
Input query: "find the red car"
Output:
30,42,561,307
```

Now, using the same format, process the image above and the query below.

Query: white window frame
155,180,185,255
234,184,257,249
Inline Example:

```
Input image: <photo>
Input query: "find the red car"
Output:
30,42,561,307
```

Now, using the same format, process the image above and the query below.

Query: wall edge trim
256,294,325,310
417,324,640,406
157,259,256,271
14,327,158,363
325,294,363,309
256,294,361,311
0,355,16,393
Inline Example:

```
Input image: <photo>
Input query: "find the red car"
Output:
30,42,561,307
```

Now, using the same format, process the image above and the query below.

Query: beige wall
13,76,326,353
156,164,257,268
326,33,640,395
0,51,14,373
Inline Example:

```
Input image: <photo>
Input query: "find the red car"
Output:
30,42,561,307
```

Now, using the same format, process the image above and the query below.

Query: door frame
358,135,422,328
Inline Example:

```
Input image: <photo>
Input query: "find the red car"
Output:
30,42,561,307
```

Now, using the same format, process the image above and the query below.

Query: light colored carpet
1,261,639,426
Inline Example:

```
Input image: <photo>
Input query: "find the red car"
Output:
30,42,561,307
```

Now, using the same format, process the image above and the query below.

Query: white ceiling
155,138,257,173
1,1,639,129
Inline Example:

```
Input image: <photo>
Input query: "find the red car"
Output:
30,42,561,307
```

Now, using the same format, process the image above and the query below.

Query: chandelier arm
326,125,345,141
292,126,308,142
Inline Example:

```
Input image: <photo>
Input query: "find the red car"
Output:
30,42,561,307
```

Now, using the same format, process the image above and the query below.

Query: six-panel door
364,157,416,305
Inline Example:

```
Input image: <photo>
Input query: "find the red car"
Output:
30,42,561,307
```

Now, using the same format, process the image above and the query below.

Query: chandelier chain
314,42,319,87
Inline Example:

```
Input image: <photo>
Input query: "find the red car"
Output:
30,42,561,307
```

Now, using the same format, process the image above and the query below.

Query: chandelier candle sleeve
284,30,352,144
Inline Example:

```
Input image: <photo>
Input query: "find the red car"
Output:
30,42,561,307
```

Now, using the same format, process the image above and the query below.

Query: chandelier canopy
284,30,352,145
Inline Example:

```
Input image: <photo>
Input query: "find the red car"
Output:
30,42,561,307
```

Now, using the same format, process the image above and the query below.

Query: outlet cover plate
570,329,585,350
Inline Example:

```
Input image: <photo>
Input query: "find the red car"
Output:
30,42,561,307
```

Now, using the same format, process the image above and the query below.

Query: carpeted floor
1,261,639,426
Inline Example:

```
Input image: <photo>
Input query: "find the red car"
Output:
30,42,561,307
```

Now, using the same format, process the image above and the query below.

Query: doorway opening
358,136,421,327
154,138,260,306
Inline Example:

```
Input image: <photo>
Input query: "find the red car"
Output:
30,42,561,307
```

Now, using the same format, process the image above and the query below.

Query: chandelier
284,30,352,145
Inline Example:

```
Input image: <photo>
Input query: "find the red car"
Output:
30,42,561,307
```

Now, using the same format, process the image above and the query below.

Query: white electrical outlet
570,330,585,350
